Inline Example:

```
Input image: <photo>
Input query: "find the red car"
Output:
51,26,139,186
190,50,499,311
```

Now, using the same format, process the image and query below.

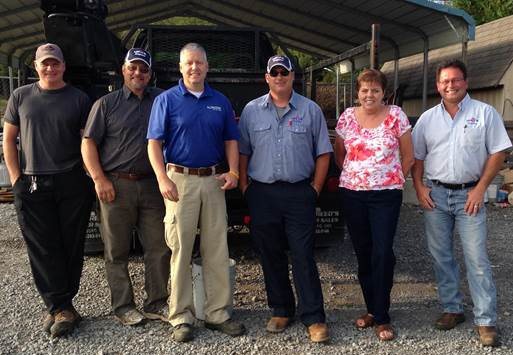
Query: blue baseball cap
125,48,152,68
267,55,293,73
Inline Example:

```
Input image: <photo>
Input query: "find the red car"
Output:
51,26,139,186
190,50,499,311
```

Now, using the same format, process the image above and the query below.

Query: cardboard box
499,169,513,184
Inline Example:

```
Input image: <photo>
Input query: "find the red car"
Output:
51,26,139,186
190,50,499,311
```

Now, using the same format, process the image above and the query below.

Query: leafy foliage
450,0,513,25
152,16,214,26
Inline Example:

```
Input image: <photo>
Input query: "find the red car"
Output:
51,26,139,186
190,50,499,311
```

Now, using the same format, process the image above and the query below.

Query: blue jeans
424,182,496,326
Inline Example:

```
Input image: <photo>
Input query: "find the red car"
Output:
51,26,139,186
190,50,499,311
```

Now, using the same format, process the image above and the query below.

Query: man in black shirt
82,48,170,326
2,43,94,337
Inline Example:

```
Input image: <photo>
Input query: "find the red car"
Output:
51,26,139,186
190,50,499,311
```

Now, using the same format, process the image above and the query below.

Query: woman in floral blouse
335,69,414,341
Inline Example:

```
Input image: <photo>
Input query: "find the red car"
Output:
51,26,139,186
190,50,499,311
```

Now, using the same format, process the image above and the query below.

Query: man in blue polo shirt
239,55,332,343
147,42,245,342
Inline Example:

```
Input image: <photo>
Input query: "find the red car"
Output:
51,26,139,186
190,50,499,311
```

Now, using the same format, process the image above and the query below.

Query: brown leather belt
166,164,227,176
109,172,153,181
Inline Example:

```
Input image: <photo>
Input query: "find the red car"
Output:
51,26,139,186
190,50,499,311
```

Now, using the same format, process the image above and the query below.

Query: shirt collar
122,84,150,100
440,93,470,113
178,79,213,98
261,90,298,109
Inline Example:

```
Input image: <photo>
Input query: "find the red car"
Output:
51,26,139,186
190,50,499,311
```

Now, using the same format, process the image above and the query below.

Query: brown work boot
50,307,81,337
434,312,465,330
476,326,498,347
266,317,291,333
307,323,329,343
43,313,54,334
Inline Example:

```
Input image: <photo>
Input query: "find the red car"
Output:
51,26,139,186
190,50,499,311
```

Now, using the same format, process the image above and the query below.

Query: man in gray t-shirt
2,43,94,338
82,48,170,326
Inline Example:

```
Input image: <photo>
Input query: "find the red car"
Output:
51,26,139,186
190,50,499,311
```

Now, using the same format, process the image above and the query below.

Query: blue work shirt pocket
287,122,309,146
252,122,272,148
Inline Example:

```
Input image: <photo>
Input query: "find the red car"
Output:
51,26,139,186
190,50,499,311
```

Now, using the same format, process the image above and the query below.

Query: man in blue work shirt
147,43,245,342
239,55,332,343
412,60,511,347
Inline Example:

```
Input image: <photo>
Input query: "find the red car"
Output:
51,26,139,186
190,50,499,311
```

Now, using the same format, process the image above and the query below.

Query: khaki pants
164,169,231,326
100,176,170,316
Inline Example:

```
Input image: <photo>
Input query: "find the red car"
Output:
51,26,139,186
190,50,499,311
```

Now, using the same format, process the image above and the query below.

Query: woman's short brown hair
356,68,387,92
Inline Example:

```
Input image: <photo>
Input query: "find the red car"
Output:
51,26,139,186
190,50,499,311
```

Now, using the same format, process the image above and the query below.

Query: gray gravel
0,202,512,355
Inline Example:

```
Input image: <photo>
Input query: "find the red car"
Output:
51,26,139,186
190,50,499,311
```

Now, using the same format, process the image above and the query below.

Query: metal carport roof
1,0,474,68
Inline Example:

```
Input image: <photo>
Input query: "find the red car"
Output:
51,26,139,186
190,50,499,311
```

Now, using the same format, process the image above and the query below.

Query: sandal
355,313,374,329
375,324,395,341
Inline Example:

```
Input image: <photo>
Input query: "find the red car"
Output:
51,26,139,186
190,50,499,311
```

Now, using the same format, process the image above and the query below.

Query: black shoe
205,319,246,337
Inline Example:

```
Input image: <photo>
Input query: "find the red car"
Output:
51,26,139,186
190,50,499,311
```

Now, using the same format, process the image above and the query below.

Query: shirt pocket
463,126,484,152
287,122,308,145
252,122,272,147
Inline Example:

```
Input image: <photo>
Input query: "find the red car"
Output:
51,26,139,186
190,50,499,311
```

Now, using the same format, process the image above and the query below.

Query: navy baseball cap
267,55,293,73
125,48,152,68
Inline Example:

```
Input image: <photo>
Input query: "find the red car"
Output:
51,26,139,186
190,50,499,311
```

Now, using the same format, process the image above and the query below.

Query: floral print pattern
336,105,411,191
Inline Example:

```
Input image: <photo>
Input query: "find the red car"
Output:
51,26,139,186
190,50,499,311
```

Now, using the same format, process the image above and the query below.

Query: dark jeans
13,165,94,314
342,188,402,325
246,180,325,326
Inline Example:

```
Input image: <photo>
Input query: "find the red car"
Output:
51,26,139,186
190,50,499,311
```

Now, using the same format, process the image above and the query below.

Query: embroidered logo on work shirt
465,116,479,127
207,105,222,112
288,115,303,126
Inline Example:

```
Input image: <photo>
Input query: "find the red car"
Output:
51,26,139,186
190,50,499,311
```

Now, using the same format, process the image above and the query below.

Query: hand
158,176,179,201
10,174,21,186
94,176,115,203
240,182,248,195
415,184,435,210
311,182,320,197
464,186,485,216
217,172,238,190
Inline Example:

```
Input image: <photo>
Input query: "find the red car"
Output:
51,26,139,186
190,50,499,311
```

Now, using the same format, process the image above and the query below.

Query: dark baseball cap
125,48,152,68
35,43,64,63
267,55,293,73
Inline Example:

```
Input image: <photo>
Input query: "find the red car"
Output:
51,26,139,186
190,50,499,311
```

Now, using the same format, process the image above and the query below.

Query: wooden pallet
0,187,13,203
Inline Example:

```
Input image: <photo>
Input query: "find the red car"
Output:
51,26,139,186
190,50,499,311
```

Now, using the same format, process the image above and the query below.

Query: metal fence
0,74,37,99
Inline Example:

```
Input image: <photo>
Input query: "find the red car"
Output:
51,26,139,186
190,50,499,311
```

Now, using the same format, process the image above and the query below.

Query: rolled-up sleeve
238,104,252,156
311,104,333,157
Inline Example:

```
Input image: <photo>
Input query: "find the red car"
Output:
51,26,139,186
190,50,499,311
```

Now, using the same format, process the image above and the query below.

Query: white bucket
192,257,236,321
487,184,498,203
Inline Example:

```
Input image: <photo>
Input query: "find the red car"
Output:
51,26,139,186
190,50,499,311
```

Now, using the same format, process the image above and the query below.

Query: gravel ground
0,202,512,355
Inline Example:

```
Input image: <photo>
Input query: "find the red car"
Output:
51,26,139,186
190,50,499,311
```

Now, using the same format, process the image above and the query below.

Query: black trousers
246,180,325,326
13,165,94,314
342,188,402,325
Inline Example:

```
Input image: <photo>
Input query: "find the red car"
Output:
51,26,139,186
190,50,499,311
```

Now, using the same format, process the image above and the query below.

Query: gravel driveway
0,202,512,354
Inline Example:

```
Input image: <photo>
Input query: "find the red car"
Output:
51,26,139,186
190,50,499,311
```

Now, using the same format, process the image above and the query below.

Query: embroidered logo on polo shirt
207,105,222,112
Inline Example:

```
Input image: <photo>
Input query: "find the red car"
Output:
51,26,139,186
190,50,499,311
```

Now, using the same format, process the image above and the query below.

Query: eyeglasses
269,68,290,77
438,78,465,86
126,64,150,74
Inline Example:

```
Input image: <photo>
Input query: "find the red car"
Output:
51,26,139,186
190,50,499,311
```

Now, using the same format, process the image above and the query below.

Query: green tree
450,0,513,25
152,16,213,26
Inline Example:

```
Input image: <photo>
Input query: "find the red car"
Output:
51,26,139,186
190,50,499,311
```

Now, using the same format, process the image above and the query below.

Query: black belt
109,172,153,181
166,164,227,177
432,180,479,190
